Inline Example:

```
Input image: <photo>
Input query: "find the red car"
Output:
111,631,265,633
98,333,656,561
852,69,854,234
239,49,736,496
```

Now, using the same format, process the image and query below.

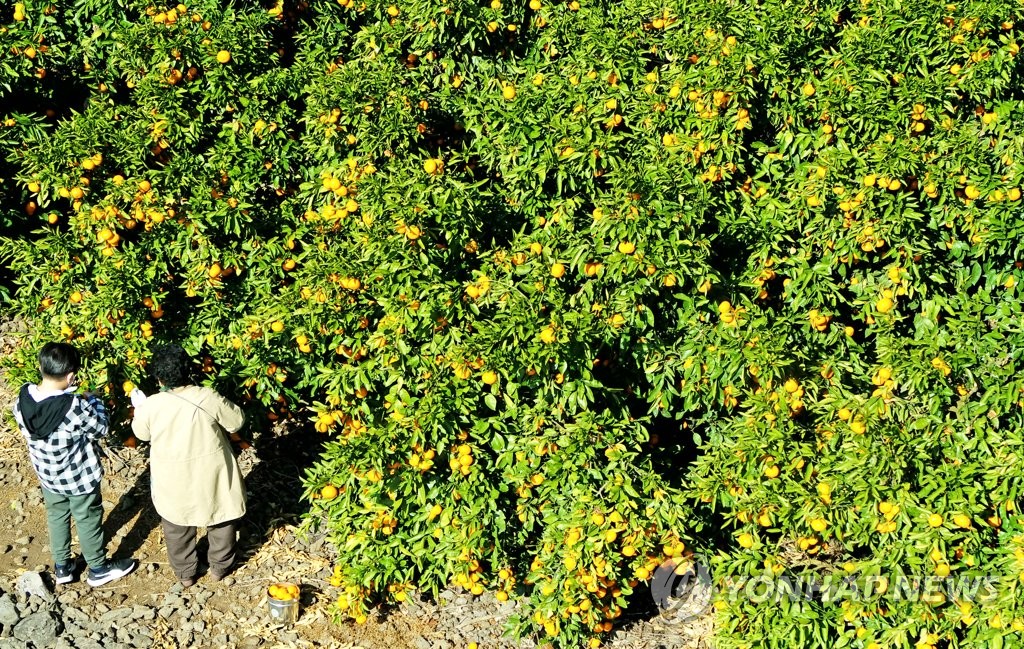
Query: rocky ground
0,323,711,649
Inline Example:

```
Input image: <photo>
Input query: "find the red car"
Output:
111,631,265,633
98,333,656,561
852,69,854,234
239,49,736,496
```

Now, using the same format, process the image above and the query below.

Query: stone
15,571,53,601
98,607,134,625
63,608,91,627
412,637,433,649
0,594,18,626
160,594,183,609
13,611,63,646
57,591,80,605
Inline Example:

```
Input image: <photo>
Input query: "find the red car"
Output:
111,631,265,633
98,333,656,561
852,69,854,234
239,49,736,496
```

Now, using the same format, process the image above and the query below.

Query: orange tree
3,0,1024,647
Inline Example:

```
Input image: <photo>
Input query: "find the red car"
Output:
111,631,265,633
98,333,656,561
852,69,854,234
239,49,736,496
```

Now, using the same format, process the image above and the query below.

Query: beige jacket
132,386,247,527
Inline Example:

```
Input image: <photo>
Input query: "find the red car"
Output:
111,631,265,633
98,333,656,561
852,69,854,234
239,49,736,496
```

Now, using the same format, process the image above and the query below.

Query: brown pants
161,518,238,580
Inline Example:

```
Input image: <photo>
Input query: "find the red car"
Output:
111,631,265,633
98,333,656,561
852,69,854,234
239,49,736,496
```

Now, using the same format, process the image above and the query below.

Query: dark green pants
41,485,107,569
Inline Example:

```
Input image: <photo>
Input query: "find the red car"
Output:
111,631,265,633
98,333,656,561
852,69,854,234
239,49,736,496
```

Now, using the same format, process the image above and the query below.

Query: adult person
131,344,247,587
13,342,138,586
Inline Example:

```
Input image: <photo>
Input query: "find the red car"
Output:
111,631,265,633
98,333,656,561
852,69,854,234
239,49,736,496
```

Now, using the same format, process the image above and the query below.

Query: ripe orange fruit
875,297,894,313
502,84,516,100
617,241,635,254
540,326,557,344
387,5,399,16
321,485,339,500
217,50,231,64
69,291,83,303
208,263,222,279
138,179,151,193
550,263,565,278
482,370,498,385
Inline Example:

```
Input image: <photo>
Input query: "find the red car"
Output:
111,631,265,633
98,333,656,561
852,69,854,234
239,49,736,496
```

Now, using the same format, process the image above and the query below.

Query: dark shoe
208,565,233,582
87,558,139,587
55,558,79,585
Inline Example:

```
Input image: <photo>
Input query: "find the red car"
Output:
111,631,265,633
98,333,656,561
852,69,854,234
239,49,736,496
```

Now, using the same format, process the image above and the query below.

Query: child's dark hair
39,342,81,379
151,344,192,388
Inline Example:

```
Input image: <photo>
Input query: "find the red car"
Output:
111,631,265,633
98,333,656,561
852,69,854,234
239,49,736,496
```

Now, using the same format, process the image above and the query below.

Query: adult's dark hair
151,344,192,388
39,342,81,379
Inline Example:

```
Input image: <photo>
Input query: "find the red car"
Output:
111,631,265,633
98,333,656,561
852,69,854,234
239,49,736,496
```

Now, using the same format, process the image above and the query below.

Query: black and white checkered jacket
13,384,109,496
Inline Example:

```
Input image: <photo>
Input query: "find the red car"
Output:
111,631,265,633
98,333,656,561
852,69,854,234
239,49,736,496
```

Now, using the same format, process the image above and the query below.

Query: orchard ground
0,328,709,649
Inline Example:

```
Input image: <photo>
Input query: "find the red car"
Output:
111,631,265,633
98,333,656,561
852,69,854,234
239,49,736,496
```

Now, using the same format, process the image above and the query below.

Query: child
12,342,138,587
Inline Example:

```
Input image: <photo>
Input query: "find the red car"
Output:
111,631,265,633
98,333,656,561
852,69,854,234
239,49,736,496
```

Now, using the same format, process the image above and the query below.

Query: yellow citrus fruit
540,327,557,344
482,370,498,385
321,485,339,500
217,50,231,63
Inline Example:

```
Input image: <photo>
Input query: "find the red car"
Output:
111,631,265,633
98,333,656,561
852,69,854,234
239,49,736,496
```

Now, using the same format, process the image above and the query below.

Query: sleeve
131,402,152,441
211,391,246,433
78,394,109,441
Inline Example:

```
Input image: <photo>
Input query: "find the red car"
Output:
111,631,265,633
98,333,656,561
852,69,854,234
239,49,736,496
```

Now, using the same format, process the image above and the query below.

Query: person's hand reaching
130,388,148,409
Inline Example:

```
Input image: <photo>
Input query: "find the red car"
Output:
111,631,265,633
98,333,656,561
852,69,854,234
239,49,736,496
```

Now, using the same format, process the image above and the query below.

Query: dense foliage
3,0,1024,646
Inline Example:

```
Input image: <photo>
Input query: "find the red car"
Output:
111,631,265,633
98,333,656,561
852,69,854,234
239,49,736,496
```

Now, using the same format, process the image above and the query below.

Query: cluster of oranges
268,582,300,602
448,443,474,477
